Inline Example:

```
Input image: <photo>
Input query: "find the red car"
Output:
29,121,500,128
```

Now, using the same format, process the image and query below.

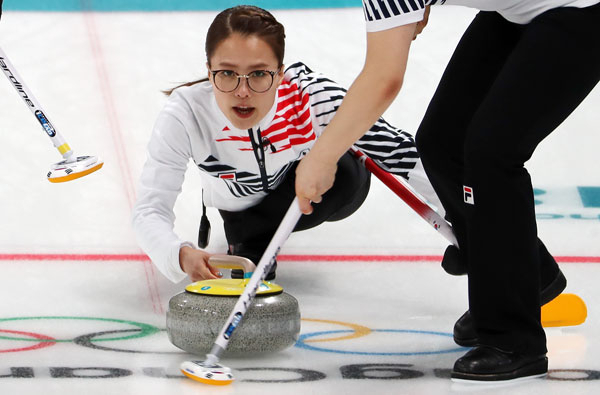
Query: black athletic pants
416,5,600,355
219,151,371,263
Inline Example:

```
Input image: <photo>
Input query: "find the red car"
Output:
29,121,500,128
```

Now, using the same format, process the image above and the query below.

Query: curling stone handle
208,255,256,273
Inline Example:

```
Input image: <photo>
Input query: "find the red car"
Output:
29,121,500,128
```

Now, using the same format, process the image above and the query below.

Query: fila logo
463,186,474,205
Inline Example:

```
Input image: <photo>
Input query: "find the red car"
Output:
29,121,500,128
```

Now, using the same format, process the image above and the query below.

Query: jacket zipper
248,127,270,192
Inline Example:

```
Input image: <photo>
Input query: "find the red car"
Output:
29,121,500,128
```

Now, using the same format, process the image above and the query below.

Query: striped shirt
363,0,600,30
132,62,418,282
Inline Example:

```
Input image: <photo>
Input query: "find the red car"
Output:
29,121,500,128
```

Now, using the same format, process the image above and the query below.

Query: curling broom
0,46,103,182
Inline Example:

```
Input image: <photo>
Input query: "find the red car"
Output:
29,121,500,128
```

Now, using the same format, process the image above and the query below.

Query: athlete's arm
295,23,417,214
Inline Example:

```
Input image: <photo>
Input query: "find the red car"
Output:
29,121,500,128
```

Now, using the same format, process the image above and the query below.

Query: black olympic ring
73,329,184,354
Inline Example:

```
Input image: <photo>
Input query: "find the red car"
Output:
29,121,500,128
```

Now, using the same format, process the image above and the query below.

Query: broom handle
0,46,74,160
350,147,458,246
205,197,302,365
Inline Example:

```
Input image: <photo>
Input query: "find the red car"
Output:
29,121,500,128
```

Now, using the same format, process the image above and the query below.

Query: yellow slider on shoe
541,293,587,327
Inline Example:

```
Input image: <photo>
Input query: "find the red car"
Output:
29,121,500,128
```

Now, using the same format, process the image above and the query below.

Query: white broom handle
0,46,73,160
205,197,302,364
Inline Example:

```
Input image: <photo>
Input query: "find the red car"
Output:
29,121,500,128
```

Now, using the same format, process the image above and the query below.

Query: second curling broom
0,46,103,182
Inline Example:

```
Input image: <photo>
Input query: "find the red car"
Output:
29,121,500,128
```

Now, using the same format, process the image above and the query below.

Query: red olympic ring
0,329,57,353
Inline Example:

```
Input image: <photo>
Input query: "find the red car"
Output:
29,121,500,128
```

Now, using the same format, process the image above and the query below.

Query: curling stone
166,255,300,356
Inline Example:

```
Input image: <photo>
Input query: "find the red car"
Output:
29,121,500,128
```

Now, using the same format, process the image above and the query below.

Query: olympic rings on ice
301,318,372,343
0,329,56,353
0,316,162,354
0,316,464,356
296,322,464,356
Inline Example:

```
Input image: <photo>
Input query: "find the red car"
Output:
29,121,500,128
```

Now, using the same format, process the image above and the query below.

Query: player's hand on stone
295,150,337,215
179,246,222,282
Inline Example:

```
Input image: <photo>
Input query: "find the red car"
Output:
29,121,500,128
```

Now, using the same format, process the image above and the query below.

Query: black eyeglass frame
209,68,281,93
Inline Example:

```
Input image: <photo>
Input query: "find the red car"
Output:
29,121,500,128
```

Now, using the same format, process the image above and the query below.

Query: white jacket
132,62,429,282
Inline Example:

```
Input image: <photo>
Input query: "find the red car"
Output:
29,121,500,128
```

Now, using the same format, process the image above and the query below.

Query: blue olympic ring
295,329,465,356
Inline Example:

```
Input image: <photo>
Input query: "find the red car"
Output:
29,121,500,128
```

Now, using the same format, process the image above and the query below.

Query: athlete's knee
334,152,369,192
328,173,371,221
464,133,515,173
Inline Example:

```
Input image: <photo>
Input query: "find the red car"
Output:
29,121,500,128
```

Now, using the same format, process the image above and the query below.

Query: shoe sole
451,372,547,384
451,357,548,383
454,335,477,348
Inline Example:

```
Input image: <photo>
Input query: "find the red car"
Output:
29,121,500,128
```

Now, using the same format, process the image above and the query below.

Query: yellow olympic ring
301,318,371,343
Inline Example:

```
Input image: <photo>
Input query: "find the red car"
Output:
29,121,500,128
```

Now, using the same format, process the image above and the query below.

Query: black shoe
451,345,547,382
231,262,277,281
441,245,467,276
454,270,567,347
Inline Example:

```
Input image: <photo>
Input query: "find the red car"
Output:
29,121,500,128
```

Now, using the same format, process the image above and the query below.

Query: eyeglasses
210,69,280,93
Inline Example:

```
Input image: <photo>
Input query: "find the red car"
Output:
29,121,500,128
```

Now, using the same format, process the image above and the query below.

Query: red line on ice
82,9,162,313
1,253,599,263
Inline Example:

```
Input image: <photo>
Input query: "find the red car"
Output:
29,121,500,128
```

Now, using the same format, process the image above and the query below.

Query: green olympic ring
0,316,160,343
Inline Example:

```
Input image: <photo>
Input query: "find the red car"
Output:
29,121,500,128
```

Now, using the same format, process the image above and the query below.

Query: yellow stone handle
208,254,256,274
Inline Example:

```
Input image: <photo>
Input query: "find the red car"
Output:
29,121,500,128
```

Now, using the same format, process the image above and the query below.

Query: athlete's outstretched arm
295,23,417,214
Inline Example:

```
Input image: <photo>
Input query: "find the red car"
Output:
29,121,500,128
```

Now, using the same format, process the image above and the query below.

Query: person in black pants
415,6,600,382
295,0,600,383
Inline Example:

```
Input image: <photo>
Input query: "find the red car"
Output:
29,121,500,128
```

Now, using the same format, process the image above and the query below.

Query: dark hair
164,5,285,95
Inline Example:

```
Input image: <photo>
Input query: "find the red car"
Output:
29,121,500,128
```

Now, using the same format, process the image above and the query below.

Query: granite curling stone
166,255,301,356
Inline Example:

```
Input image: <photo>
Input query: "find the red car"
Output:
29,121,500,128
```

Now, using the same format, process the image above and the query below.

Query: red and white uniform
132,62,436,282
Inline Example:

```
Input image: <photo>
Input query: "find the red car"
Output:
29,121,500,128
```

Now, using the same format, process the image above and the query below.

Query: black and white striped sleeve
287,62,419,180
354,119,418,180
362,0,444,32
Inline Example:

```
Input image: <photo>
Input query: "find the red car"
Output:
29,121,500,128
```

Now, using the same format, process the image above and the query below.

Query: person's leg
454,3,600,380
463,3,600,357
219,151,371,277
453,237,567,346
416,11,524,271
